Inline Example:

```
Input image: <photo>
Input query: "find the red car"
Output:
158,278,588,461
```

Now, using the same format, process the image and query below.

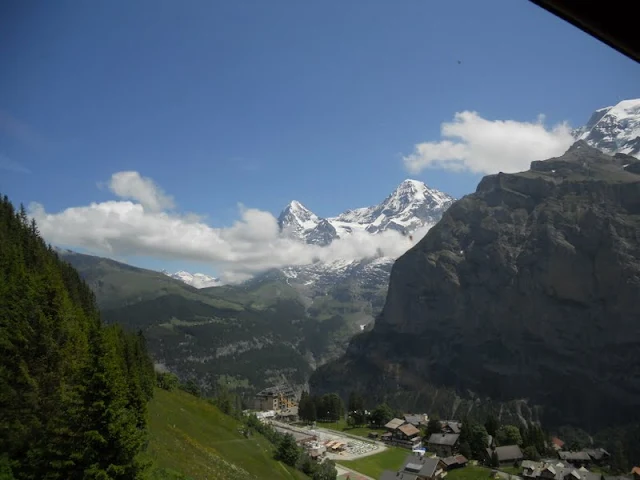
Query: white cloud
30,171,425,284
403,111,575,175
107,171,175,212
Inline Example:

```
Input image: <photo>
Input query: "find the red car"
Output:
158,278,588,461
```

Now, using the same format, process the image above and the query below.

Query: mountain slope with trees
0,195,155,479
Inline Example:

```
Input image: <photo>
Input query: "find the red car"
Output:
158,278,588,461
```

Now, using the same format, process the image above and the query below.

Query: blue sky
1,0,639,279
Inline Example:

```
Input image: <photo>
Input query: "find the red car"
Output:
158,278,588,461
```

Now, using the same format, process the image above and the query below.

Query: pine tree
0,194,154,480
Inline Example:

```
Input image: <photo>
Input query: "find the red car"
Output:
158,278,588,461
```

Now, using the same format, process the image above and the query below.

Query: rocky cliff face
310,142,640,431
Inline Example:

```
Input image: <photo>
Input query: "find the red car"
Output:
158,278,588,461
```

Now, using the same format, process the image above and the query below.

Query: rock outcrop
310,142,640,431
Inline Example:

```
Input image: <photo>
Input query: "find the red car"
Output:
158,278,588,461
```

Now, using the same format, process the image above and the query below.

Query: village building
631,467,640,480
439,455,468,471
486,445,524,466
275,406,298,423
427,433,460,457
404,413,429,428
254,384,297,411
383,417,422,449
521,460,603,480
380,454,445,480
583,448,610,465
440,421,462,434
552,437,566,451
558,451,592,468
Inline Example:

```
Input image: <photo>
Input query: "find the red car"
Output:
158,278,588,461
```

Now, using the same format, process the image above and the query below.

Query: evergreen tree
523,446,540,461
299,391,317,423
347,391,364,413
485,414,499,437
426,416,442,436
312,459,337,480
459,441,472,459
370,403,394,427
275,434,300,466
496,425,523,446
0,194,155,480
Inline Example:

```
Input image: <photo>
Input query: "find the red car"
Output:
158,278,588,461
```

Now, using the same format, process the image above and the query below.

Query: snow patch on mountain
576,98,640,158
277,179,454,246
163,270,221,288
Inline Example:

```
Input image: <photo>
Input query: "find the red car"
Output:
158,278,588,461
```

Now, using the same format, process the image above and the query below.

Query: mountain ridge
277,178,455,246
310,141,640,432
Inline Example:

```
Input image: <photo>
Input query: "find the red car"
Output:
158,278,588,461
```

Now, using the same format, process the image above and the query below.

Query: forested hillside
0,196,156,479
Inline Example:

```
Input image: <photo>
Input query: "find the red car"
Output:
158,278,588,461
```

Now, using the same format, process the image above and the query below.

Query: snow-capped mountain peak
576,98,640,157
163,270,221,288
331,179,454,235
274,179,454,245
277,200,320,241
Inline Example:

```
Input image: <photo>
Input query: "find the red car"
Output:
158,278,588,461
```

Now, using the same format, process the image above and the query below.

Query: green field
145,388,307,480
336,447,409,479
317,419,382,439
446,466,495,480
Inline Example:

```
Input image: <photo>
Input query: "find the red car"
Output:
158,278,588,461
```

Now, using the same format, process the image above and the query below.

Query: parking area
271,421,385,461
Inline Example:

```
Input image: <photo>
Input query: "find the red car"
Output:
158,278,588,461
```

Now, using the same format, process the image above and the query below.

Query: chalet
552,437,566,451
631,467,640,480
441,421,462,434
385,417,406,432
439,455,468,471
559,451,592,468
383,417,422,449
380,455,445,480
254,384,297,411
487,445,524,466
395,423,423,449
404,414,429,428
521,461,602,480
427,433,460,457
583,448,610,465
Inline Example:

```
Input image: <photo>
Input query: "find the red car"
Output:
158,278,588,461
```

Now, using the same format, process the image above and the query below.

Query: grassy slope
145,388,307,480
446,465,495,480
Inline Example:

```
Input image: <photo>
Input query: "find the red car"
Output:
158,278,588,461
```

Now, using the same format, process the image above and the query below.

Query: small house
385,417,407,432
441,421,462,434
487,445,524,466
396,423,423,449
427,433,460,458
404,414,429,428
583,448,610,465
380,455,445,480
551,437,566,451
439,455,468,471
558,451,592,468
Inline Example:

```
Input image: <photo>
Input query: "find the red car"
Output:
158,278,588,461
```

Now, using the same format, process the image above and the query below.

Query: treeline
0,197,155,479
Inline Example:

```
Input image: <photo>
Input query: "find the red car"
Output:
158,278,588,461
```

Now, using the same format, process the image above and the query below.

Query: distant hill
60,250,363,394
145,388,306,480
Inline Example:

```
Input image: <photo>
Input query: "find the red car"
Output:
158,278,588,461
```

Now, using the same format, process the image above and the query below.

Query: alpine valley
60,178,455,396
60,98,640,432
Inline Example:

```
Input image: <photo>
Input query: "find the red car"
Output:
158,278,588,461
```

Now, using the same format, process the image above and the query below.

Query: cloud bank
30,171,421,283
31,109,575,283
403,111,575,174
